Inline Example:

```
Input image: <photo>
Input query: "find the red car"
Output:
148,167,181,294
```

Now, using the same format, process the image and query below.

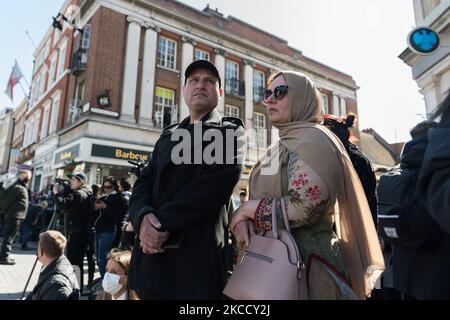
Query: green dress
254,151,351,299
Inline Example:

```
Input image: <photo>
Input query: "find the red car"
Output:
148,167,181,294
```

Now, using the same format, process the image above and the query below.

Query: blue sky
1,0,425,143
0,0,65,106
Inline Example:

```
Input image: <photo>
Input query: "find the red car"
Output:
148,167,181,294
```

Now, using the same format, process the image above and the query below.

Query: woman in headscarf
230,71,384,300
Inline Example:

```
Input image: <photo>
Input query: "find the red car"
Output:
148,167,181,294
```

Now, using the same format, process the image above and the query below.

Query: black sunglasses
263,85,288,103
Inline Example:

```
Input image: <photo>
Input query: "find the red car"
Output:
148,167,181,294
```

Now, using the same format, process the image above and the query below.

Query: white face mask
102,272,123,295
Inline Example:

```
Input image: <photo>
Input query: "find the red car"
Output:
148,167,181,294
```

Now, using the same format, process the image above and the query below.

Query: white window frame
254,112,267,149
253,70,265,103
39,70,47,97
48,54,58,87
57,39,68,78
34,112,41,143
225,105,239,118
339,97,347,116
30,79,38,106
155,87,176,128
49,92,61,134
41,102,51,140
194,48,210,61
157,36,177,70
22,122,28,147
320,93,329,114
76,79,86,104
53,28,60,47
225,60,239,94
44,39,51,59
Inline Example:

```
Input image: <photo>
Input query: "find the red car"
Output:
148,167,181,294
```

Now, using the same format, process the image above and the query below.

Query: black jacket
94,191,126,233
58,186,93,234
128,111,245,299
28,256,80,300
347,143,378,226
419,128,450,234
393,138,450,299
0,180,29,220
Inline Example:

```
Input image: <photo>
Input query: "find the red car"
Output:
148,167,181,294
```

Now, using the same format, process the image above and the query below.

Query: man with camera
0,170,32,265
54,172,93,294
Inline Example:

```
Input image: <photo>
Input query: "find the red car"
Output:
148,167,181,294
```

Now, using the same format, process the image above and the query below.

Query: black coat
28,256,80,300
58,186,93,234
94,192,126,233
393,138,450,299
0,180,29,220
128,111,245,299
419,128,450,234
347,143,377,226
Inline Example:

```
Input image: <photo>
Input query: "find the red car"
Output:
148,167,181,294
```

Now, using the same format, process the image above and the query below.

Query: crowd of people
0,59,449,300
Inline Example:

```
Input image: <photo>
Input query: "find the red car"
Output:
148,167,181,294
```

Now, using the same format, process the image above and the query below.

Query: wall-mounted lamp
97,91,111,108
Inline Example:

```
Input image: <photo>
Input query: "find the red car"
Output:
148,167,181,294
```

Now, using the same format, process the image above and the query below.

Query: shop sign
54,145,81,165
91,144,150,162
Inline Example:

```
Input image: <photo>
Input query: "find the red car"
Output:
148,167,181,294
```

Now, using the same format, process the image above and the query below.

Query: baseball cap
184,60,221,88
67,172,87,183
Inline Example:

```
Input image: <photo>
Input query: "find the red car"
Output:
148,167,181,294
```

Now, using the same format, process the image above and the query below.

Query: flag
4,61,24,102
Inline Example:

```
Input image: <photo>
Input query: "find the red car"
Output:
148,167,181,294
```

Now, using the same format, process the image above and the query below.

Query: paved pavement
0,237,99,300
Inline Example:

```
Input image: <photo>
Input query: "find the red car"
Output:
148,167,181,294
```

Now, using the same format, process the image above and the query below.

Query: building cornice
83,0,358,91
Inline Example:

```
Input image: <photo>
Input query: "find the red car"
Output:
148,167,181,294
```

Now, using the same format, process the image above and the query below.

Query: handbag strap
280,197,291,234
271,199,278,239
271,198,292,237
269,151,292,238
280,152,292,234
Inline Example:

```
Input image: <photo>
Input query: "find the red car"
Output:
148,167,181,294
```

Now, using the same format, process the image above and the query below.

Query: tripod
20,208,65,300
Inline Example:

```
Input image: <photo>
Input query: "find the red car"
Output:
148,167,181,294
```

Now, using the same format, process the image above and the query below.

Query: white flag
4,61,24,102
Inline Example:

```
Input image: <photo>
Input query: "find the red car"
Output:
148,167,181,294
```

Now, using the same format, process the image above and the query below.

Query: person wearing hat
0,170,32,265
54,172,93,294
128,60,245,299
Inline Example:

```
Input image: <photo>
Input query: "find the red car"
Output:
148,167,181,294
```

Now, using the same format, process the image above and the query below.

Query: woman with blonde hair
230,71,384,299
97,248,139,300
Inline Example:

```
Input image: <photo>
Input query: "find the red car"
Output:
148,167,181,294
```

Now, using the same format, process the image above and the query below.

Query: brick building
19,0,360,193
0,108,15,180
49,0,360,191
18,0,78,191
8,98,28,172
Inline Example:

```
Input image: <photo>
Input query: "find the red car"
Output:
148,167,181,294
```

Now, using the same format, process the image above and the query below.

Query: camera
128,160,148,178
54,178,71,197
53,178,72,204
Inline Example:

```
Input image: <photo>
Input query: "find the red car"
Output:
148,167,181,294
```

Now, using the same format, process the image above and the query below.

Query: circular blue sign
408,27,440,55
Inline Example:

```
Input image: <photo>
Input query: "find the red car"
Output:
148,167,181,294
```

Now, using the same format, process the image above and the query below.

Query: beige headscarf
249,71,384,299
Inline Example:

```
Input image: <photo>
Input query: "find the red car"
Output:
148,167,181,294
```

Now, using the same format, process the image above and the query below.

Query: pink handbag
223,198,308,300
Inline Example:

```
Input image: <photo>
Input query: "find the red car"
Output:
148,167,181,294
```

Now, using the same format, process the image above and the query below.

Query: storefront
32,136,59,192
53,137,153,185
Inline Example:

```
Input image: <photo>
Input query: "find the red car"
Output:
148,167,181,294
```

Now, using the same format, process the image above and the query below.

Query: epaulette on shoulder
162,122,179,134
221,117,244,129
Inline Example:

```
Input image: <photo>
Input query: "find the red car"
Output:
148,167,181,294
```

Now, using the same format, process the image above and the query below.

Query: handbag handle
271,198,292,238
280,197,291,234
271,199,278,239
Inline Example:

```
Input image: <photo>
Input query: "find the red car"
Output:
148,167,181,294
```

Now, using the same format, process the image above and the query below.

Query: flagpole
18,81,30,104
15,59,30,88
25,31,50,75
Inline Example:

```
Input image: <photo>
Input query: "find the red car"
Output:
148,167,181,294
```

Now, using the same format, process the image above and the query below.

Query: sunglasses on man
263,85,288,103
